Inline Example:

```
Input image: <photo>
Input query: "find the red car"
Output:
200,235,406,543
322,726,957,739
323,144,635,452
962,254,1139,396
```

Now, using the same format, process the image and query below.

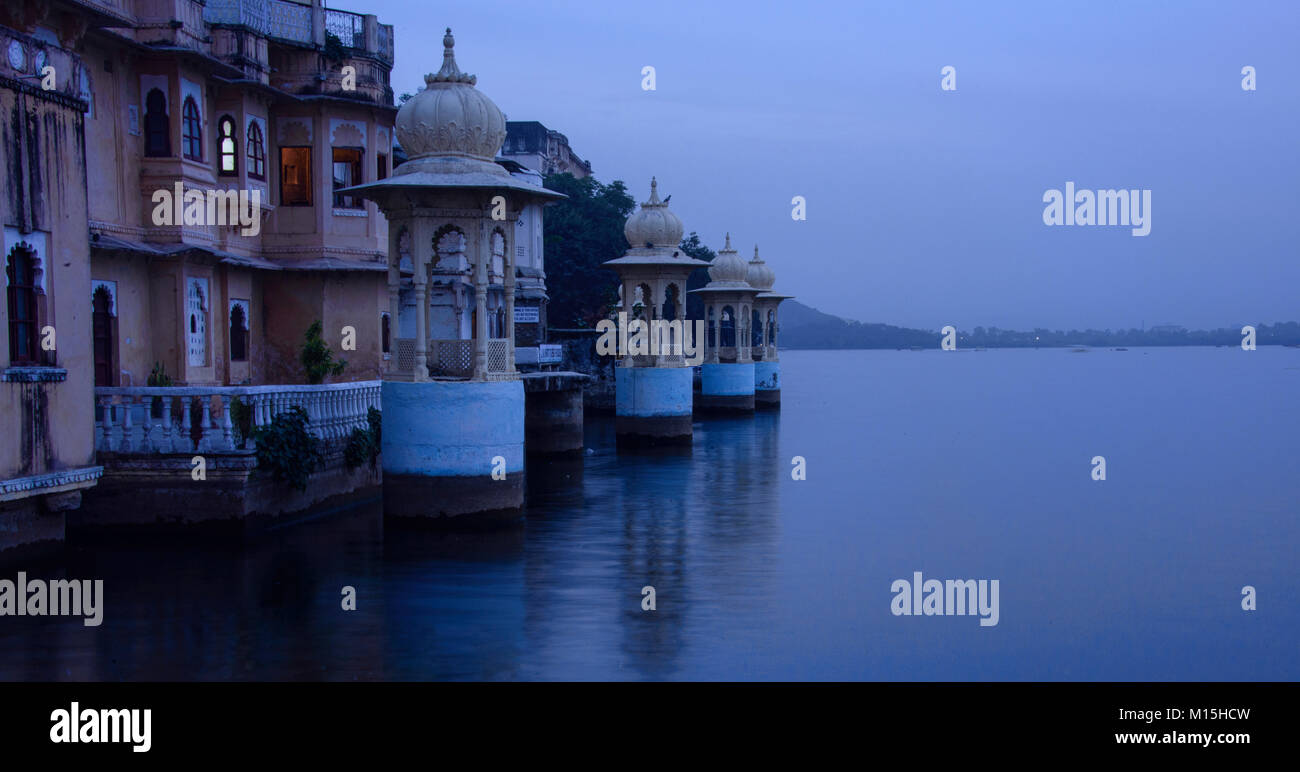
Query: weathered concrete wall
72,445,380,528
0,499,62,559
0,61,97,489
525,386,583,454
616,366,693,417
754,360,780,407
701,362,756,396
615,366,694,444
552,331,614,410
382,379,524,520
698,362,756,413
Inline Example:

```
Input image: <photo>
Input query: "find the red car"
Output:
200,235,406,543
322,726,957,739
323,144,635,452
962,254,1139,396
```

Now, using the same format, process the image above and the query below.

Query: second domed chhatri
603,178,711,446
688,234,761,414
623,177,684,250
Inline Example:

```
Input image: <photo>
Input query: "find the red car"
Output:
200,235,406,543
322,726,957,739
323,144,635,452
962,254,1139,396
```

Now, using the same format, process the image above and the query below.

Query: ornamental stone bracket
0,466,104,503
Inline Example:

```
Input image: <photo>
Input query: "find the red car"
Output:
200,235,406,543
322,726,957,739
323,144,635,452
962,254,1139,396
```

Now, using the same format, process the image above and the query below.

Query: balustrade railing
204,0,321,46
391,338,513,379
324,8,364,48
94,381,381,454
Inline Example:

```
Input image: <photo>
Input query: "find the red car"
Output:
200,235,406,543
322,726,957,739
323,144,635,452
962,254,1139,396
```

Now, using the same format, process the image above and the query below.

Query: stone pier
698,361,757,413
616,365,695,445
754,360,780,408
382,379,525,524
522,372,589,454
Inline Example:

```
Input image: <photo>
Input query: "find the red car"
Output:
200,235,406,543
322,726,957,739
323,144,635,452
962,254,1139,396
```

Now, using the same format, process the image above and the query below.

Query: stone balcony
205,0,393,61
94,381,381,454
81,381,383,527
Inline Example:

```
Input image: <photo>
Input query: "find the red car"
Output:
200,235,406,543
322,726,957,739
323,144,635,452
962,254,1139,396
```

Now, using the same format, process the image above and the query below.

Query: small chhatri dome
394,28,506,162
623,177,684,250
746,244,775,291
708,233,751,286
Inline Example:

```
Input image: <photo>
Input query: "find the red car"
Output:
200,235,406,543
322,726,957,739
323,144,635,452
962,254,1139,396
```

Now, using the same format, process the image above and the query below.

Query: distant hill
780,301,936,349
779,301,1300,349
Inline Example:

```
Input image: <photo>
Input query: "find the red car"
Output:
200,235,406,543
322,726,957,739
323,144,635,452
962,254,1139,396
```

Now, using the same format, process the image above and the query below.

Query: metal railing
324,8,364,48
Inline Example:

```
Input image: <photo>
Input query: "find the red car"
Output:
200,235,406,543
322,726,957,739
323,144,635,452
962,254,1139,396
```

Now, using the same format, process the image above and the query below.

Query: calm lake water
3,347,1297,680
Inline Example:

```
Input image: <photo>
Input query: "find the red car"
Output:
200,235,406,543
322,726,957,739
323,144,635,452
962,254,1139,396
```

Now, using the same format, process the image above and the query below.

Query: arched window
229,301,248,362
381,312,391,354
92,284,117,385
662,284,679,321
246,121,266,180
144,88,170,157
218,115,237,176
752,308,763,348
720,305,736,348
332,147,364,208
6,244,41,364
186,278,208,366
182,96,202,161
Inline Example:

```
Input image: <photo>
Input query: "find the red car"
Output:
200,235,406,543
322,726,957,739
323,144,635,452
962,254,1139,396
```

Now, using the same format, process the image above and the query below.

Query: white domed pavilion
602,178,710,445
343,29,563,521
687,235,760,412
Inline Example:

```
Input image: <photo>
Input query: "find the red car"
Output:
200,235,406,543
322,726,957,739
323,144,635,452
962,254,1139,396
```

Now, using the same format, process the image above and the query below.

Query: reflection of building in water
605,179,709,446
689,235,758,413
746,247,793,408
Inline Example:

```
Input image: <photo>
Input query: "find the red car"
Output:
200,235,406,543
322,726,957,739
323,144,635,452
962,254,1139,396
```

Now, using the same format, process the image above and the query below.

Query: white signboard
514,306,539,324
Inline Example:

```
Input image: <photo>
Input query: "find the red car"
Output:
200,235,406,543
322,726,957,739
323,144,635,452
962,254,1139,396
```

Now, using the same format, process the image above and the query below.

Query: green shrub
252,407,320,491
147,361,172,419
301,321,347,384
344,407,382,470
229,396,253,449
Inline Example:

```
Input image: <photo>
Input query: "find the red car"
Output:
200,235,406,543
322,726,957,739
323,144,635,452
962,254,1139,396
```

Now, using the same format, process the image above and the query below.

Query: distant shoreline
782,343,1300,351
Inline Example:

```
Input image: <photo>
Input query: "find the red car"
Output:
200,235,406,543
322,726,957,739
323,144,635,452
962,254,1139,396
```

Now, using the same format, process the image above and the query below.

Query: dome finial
642,177,666,207
746,242,775,290
428,27,477,85
623,176,683,248
724,232,732,250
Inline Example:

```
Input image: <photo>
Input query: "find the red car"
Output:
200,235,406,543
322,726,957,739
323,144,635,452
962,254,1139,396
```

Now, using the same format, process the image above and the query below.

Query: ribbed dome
708,233,751,285
394,29,506,162
623,178,683,249
746,245,775,291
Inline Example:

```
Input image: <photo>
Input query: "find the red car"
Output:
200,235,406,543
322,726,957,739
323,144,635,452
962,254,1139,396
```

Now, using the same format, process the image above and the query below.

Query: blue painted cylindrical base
698,362,756,413
754,360,781,409
616,366,694,444
382,379,524,522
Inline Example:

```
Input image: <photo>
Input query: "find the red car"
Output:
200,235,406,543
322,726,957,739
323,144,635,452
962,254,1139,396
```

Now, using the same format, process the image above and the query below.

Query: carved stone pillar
387,223,402,375
503,225,516,373
473,219,489,380
412,222,429,381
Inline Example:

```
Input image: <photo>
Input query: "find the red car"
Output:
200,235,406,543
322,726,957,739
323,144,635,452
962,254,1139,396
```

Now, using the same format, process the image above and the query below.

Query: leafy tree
679,232,716,320
301,321,346,384
542,173,636,328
